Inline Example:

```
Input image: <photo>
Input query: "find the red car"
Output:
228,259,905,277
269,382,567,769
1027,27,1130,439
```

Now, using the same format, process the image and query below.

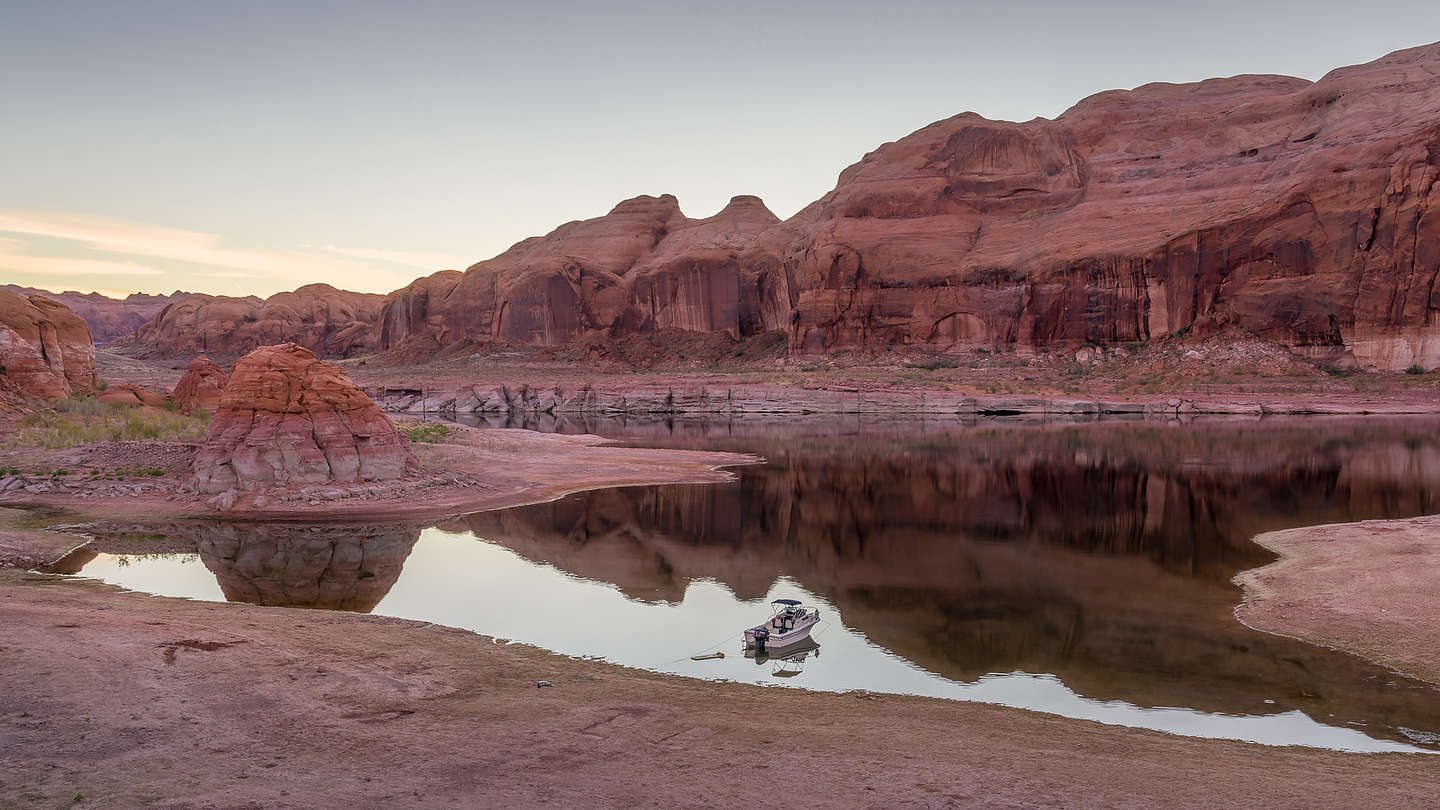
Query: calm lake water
65,414,1440,753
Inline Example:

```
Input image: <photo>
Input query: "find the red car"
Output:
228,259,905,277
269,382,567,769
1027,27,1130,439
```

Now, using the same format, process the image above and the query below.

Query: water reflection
80,523,419,611
69,415,1440,752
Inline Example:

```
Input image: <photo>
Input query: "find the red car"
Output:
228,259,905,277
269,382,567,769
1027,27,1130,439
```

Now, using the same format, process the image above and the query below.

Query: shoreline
1235,515,1440,688
368,382,1440,420
4,570,1440,809
0,423,759,527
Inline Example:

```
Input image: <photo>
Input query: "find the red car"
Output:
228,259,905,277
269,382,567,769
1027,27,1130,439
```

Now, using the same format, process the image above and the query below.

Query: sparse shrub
1406,364,1426,375
904,357,961,371
1320,363,1357,378
400,422,453,443
3,397,209,449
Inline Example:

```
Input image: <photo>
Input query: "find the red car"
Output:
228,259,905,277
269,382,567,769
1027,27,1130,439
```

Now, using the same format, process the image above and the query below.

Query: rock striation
168,355,228,414
118,284,385,359
0,289,97,402
1,285,184,345
376,43,1440,371
193,343,416,494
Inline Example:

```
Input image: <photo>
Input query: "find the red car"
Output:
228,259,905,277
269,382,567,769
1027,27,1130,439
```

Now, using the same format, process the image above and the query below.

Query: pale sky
3,1,1438,298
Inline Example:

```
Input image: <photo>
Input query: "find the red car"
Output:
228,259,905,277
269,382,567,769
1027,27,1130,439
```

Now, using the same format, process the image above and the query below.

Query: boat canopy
772,599,802,606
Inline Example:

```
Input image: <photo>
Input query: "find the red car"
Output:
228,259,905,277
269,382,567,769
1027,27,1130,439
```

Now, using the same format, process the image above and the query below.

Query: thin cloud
0,240,166,277
307,244,469,271
0,211,419,295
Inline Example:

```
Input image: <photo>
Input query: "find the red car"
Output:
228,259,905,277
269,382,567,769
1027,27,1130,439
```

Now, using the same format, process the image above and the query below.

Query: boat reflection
745,637,822,678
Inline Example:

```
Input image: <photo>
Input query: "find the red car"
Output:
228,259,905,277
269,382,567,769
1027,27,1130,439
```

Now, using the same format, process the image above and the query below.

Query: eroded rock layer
0,289,97,401
379,43,1440,370
193,343,416,493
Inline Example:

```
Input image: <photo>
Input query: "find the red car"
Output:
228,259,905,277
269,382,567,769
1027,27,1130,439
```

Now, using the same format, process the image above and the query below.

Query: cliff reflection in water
76,416,1440,747
459,416,1440,730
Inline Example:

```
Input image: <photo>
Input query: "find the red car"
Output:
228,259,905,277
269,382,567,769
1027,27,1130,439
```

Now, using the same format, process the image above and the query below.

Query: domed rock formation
374,43,1440,371
193,343,417,494
117,284,385,359
169,355,228,414
0,289,97,402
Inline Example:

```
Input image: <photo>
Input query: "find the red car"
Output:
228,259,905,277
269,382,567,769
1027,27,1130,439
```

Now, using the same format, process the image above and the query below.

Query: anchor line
657,630,744,667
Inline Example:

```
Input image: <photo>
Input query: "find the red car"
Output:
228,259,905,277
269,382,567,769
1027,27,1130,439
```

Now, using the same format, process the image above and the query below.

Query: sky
3,0,1439,299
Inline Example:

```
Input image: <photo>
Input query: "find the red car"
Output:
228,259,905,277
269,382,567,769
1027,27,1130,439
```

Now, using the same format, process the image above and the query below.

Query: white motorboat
743,599,820,652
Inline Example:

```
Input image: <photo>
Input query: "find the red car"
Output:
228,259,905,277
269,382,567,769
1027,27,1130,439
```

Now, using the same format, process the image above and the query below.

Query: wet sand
1237,515,1440,686
3,571,1438,810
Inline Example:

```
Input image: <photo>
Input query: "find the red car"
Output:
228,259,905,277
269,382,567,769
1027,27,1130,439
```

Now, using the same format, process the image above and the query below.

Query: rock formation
168,355,228,414
376,43,1440,371
0,285,184,345
0,289,97,402
193,343,416,494
98,384,167,409
377,194,779,350
117,284,385,359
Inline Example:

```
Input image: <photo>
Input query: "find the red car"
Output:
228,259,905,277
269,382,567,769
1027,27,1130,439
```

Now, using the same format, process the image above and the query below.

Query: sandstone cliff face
168,355,228,414
193,343,416,494
376,43,1440,371
377,194,779,351
119,284,385,359
0,286,184,345
756,45,1440,370
0,289,97,401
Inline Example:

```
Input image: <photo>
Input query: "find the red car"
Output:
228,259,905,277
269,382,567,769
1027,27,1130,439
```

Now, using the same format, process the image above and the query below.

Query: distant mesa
192,343,417,496
113,284,384,361
0,285,182,346
0,288,97,403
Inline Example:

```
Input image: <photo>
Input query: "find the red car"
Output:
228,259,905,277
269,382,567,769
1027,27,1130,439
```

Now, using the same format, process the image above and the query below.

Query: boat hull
744,613,819,649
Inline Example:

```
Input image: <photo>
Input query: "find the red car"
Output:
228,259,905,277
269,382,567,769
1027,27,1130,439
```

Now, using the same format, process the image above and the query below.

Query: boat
743,598,820,652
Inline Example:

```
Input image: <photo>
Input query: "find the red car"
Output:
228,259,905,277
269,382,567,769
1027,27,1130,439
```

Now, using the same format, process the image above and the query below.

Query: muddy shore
4,571,1439,810
1236,515,1440,687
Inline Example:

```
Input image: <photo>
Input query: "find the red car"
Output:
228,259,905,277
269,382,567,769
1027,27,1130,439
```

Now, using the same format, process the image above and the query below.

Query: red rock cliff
379,43,1440,371
378,194,779,350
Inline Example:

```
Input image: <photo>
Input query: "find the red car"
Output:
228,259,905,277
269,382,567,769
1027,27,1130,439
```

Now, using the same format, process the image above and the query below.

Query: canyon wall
377,43,1440,370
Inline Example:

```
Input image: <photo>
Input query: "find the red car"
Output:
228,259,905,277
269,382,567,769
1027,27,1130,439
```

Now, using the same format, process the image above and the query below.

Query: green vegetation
3,397,210,449
904,357,961,371
1406,363,1426,375
400,422,453,443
